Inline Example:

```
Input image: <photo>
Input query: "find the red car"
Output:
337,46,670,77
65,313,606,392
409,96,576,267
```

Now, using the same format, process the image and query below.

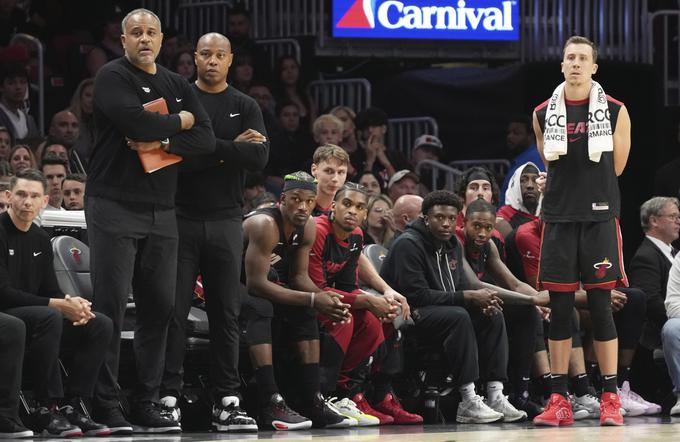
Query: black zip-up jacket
88,57,215,208
380,217,468,308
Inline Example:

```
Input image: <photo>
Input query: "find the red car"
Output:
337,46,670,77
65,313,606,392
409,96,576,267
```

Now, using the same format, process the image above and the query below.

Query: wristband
310,292,316,308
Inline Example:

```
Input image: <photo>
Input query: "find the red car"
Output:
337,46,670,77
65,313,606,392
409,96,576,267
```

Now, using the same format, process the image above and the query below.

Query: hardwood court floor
44,416,680,442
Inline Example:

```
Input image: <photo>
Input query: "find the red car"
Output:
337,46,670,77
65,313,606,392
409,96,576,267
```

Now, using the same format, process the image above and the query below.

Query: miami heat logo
70,246,82,265
337,0,376,28
593,258,612,279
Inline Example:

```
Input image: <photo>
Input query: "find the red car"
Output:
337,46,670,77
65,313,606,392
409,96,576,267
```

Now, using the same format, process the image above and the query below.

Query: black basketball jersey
455,229,491,280
535,95,623,222
245,206,305,285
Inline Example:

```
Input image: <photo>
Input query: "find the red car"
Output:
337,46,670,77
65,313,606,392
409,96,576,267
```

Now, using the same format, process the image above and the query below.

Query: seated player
495,162,540,237
241,172,355,430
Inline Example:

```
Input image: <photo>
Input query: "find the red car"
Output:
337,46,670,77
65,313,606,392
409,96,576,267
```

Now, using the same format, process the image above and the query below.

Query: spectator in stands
62,173,85,210
0,64,39,143
0,162,10,184
85,47,108,79
226,5,262,61
1,168,112,437
158,28,193,68
98,12,124,60
653,117,680,198
0,182,9,213
662,253,680,415
252,192,278,210
387,169,418,203
630,197,680,351
311,144,349,217
411,134,444,193
241,171,352,430
40,110,85,173
391,194,423,236
230,51,255,93
243,172,266,214
9,145,36,174
354,107,409,180
364,194,395,246
248,83,281,159
357,170,385,198
274,100,314,173
313,114,344,147
40,154,67,211
380,190,527,423
0,126,12,161
41,143,69,164
249,83,276,116
170,49,195,82
330,105,358,157
0,0,26,47
274,55,315,129
496,162,541,237
69,78,95,166
308,182,420,425
499,115,544,205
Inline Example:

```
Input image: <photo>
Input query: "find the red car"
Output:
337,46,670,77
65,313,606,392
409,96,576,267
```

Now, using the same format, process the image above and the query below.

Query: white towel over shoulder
542,80,613,163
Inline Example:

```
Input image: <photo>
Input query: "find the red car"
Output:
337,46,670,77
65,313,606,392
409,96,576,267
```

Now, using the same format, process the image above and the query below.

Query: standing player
161,32,268,431
532,35,631,427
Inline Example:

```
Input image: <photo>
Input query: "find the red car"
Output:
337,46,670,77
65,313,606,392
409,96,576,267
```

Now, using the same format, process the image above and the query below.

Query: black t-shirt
0,212,63,309
88,57,215,208
535,95,623,222
176,84,269,220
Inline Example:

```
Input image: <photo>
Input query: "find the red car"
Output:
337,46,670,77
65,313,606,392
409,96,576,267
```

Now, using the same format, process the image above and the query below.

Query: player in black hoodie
381,190,534,424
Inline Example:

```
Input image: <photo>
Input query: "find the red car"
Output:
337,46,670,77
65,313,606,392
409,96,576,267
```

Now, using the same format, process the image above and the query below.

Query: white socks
459,382,476,401
486,381,504,402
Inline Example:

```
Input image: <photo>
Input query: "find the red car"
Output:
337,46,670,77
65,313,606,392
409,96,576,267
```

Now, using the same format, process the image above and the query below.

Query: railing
248,0,320,38
175,1,233,42
521,0,650,63
308,78,371,114
387,117,439,157
10,34,44,134
649,10,680,106
255,38,301,70
415,160,462,193
449,159,512,179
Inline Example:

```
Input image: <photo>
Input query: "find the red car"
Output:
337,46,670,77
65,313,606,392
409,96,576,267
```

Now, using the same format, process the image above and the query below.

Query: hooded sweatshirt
497,161,541,229
380,217,468,308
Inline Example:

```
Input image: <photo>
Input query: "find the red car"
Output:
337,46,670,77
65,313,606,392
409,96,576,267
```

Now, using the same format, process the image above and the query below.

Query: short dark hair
421,190,463,215
228,4,251,18
0,63,29,84
40,153,68,171
334,182,369,202
563,35,598,63
456,166,500,206
465,199,496,219
354,107,388,131
10,168,47,193
63,173,86,184
508,115,532,133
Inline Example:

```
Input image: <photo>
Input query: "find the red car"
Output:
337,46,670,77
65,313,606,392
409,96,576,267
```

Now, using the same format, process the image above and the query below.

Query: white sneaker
159,396,181,423
456,395,504,424
617,385,647,417
485,395,527,422
671,396,680,416
324,398,358,428
330,397,379,427
620,381,662,415
571,394,600,420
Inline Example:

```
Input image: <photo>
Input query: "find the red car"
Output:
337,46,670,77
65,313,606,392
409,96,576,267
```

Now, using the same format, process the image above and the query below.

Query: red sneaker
352,394,394,425
533,393,574,427
600,392,624,426
373,393,423,425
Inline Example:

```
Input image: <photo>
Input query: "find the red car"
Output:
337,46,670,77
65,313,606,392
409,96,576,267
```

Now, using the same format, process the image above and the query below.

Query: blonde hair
312,114,343,139
365,194,394,246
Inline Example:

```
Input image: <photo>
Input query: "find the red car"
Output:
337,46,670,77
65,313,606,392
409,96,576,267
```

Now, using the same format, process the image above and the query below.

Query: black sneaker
29,406,82,438
59,405,111,436
129,401,181,433
509,394,544,419
0,415,33,439
260,393,311,431
92,405,133,435
212,397,258,432
303,392,356,429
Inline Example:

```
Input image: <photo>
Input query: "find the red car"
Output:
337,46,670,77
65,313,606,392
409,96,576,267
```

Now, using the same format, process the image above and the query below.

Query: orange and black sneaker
533,393,574,427
599,392,624,426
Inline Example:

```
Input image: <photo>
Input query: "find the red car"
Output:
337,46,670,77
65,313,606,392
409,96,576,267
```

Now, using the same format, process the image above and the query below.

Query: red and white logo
337,0,376,29
70,246,82,265
593,258,613,279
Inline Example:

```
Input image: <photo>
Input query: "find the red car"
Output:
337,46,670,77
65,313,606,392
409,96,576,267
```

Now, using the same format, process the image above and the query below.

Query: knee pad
548,291,575,341
587,289,617,341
